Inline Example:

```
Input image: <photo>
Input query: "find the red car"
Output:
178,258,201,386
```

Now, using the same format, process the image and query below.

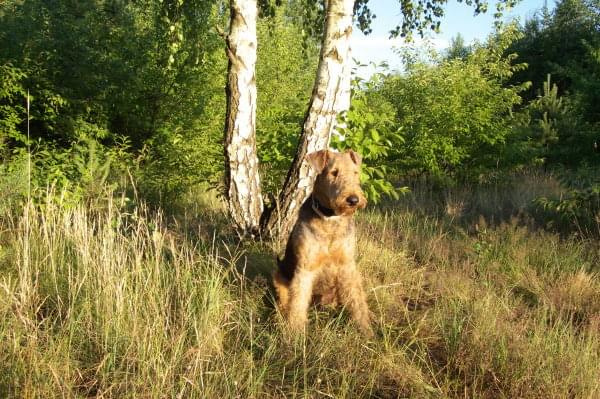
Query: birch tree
223,0,263,235
224,0,353,243
223,0,519,243
260,0,354,241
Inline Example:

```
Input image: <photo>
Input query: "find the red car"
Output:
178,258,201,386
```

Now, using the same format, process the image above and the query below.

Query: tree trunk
223,0,263,235
260,0,354,245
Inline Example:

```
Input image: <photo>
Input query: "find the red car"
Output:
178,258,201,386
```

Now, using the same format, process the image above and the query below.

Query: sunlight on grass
1,175,599,397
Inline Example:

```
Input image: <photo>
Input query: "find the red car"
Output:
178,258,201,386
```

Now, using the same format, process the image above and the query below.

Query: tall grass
1,173,599,397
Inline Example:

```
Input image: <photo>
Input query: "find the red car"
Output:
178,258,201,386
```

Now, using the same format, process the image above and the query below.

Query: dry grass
1,172,599,398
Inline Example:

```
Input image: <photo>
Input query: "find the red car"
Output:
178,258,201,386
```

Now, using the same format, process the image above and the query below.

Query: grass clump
1,173,600,398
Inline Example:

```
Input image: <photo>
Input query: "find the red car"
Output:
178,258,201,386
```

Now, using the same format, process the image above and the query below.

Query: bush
0,0,226,206
0,135,135,217
381,26,530,181
512,74,600,168
535,165,600,233
333,70,408,203
255,10,319,194
0,63,26,153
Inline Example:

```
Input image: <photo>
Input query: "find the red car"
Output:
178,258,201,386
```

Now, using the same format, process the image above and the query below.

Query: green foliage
0,0,325,204
535,165,600,232
513,74,599,167
0,64,26,152
444,33,472,61
382,26,528,181
333,70,408,203
0,0,224,204
526,75,563,148
139,122,224,203
0,151,28,217
29,138,131,205
293,0,519,41
255,9,319,194
508,0,600,106
568,40,600,124
505,0,600,177
1,0,219,144
1,0,598,230
389,0,519,39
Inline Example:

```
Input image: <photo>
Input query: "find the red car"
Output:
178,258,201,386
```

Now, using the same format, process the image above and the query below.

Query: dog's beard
340,207,358,216
333,201,362,216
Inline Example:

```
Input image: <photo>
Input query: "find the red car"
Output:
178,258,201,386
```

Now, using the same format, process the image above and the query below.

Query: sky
350,0,550,76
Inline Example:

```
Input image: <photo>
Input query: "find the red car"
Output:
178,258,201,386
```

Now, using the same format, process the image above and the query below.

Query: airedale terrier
273,149,372,336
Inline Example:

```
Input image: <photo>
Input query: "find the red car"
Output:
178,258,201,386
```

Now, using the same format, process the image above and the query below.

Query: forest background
1,0,600,397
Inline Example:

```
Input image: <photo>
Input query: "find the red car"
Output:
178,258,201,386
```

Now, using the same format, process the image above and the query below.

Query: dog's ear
347,149,362,166
306,150,329,172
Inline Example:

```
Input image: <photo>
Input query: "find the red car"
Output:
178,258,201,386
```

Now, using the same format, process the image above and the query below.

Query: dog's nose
346,195,359,206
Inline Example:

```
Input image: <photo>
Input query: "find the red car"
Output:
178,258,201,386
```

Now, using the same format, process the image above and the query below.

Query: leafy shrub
333,71,408,203
514,74,599,168
138,125,223,204
0,0,220,146
507,0,600,106
568,40,600,124
0,135,135,215
381,26,530,181
0,63,26,153
535,165,600,233
0,0,225,207
255,10,319,194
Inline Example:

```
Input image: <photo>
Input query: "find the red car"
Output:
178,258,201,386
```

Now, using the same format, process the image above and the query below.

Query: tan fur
274,149,372,336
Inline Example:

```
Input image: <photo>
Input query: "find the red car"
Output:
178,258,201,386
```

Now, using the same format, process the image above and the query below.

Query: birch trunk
260,0,354,244
223,0,263,235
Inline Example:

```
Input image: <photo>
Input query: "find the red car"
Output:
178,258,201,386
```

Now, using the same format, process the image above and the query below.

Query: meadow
2,0,600,397
1,171,598,398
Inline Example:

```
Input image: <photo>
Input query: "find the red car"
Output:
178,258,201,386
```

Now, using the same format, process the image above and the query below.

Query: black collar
310,196,336,218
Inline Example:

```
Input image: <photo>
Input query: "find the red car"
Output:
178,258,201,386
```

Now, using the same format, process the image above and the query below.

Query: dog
273,149,372,336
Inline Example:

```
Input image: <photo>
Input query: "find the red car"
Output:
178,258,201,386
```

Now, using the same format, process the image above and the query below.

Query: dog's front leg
286,267,317,332
337,263,373,336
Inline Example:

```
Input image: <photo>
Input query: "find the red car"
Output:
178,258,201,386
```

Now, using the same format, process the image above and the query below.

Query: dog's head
307,149,367,216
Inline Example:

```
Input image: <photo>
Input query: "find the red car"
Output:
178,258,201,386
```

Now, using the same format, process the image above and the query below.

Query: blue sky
350,0,550,75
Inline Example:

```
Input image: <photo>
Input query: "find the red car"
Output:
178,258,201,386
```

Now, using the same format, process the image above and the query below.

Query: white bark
262,0,354,243
224,0,263,235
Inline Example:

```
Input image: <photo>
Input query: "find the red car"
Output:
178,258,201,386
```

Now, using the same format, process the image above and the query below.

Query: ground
0,171,599,398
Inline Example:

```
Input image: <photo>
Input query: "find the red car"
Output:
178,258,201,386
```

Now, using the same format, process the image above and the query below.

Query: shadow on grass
138,185,281,312
376,170,572,236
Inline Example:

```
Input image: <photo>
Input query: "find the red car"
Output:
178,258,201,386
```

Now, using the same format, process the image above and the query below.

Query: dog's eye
331,169,339,177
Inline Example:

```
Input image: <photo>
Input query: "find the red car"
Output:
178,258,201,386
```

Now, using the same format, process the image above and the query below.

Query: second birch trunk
261,0,354,245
